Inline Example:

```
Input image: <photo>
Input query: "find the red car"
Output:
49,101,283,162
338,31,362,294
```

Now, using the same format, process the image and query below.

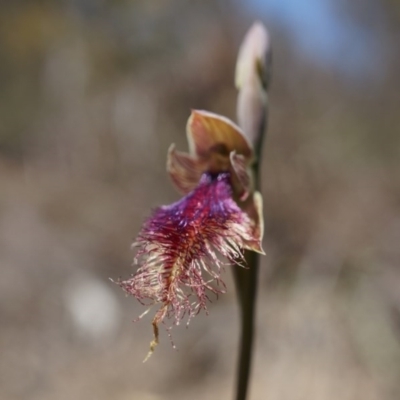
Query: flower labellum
116,110,264,361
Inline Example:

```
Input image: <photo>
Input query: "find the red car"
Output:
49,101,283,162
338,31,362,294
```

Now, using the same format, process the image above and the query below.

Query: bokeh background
1,1,399,399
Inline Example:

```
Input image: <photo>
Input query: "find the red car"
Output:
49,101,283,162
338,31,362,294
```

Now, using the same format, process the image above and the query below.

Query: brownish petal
167,144,205,194
187,110,253,161
242,191,265,254
229,151,252,202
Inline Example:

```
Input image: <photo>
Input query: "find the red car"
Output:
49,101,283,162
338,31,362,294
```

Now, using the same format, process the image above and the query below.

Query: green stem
233,250,260,400
233,113,266,400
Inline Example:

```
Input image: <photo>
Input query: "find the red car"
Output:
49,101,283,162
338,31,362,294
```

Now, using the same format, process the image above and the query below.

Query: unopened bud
235,22,271,148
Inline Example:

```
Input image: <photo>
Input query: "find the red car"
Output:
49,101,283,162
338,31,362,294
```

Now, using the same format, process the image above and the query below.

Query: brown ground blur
1,1,400,399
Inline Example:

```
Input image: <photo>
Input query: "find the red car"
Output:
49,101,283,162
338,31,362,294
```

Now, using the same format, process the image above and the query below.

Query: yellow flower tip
143,340,157,363
245,239,265,255
187,109,253,161
235,21,271,91
142,306,167,362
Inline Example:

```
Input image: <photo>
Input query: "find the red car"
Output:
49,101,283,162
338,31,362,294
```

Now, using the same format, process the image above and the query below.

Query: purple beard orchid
116,110,264,360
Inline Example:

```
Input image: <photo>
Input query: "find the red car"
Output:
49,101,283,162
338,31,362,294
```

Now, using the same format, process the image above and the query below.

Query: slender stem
233,112,267,400
233,250,260,400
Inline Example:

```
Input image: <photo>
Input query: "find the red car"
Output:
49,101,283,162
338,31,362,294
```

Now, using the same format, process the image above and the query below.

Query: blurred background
0,1,399,399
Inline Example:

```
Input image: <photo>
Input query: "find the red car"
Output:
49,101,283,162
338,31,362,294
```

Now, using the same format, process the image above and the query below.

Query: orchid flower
117,110,265,361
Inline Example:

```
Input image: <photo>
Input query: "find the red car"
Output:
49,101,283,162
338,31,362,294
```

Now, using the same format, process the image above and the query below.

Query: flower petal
167,144,205,194
242,191,265,254
229,151,252,201
187,110,253,160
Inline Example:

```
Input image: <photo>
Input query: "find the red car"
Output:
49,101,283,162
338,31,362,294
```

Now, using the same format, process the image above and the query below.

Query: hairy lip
117,171,260,360
119,172,254,316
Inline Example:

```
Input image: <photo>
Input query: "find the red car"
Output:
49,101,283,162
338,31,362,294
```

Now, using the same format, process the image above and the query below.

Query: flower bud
235,22,272,147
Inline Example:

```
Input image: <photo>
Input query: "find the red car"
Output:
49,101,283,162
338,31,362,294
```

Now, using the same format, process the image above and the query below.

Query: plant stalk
232,123,266,400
